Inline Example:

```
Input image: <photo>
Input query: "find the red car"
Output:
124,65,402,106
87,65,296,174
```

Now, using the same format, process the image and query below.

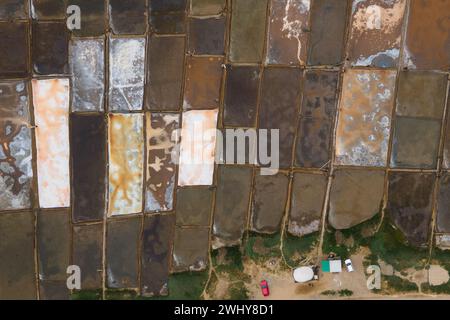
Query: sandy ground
429,265,450,286
244,250,450,300
246,250,378,300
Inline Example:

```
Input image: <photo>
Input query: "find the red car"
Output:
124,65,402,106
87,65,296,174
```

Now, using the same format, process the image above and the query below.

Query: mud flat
0,211,36,299
213,166,252,248
295,70,338,168
329,169,385,230
251,171,289,234
172,227,210,272
70,113,106,222
73,223,103,289
141,214,175,297
106,217,140,289
289,172,327,236
176,186,213,226
387,172,435,247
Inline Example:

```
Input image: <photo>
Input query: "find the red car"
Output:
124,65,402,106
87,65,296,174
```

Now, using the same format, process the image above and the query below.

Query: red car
260,280,270,297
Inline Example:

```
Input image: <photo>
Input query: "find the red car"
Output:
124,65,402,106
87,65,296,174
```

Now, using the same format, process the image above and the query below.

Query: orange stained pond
108,113,144,216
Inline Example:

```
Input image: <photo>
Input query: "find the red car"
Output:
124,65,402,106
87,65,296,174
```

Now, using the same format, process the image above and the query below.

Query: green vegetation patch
431,248,450,273
163,271,208,300
338,289,353,297
421,282,450,295
212,246,250,282
105,289,138,300
323,213,428,272
244,232,281,261
70,289,102,300
282,232,319,266
206,272,219,297
320,289,353,297
363,252,379,268
323,213,381,258
383,275,418,293
212,246,244,274
149,271,209,300
228,281,249,300
70,271,209,300
368,220,428,271
320,290,337,296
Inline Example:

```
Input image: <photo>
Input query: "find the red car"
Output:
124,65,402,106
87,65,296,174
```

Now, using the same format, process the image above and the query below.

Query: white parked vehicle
344,259,354,272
